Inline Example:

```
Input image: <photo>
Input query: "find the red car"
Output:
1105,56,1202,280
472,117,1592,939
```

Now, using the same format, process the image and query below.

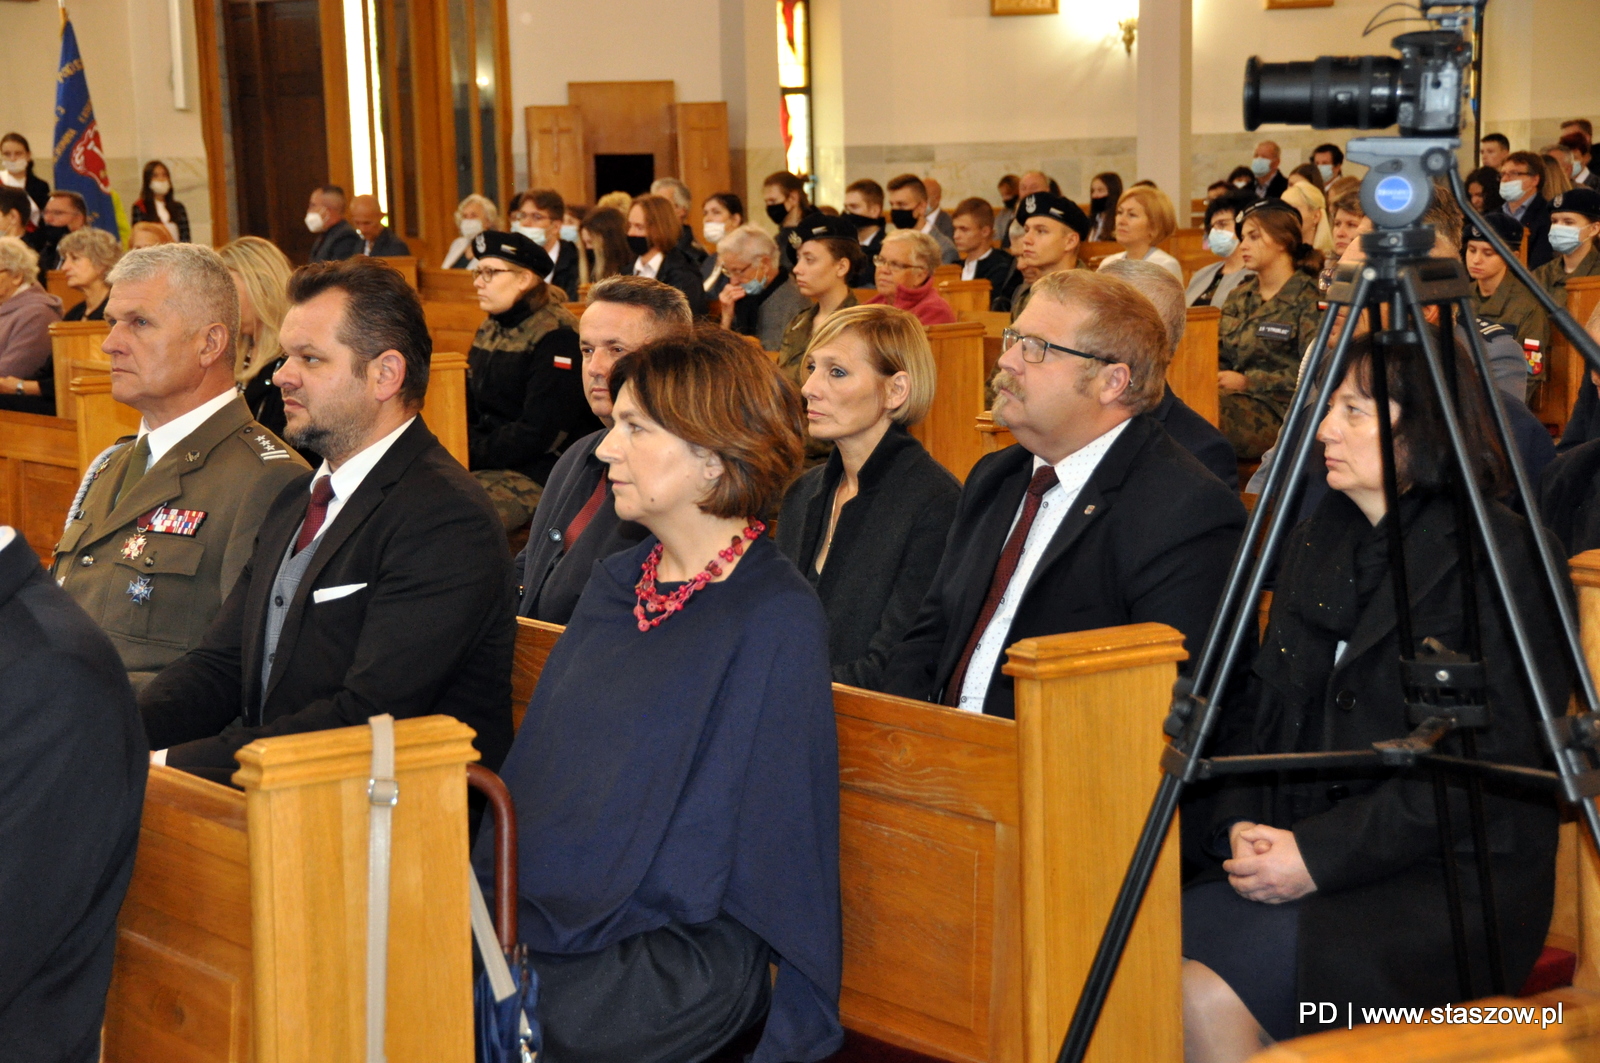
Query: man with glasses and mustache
881,269,1246,718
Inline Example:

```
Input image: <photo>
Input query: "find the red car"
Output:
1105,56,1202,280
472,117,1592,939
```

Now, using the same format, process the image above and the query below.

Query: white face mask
305,210,326,234
559,223,579,243
1317,164,1335,182
1,158,27,175
512,223,546,245
1499,179,1526,203
149,179,171,196
1574,158,1585,179
702,221,727,245
459,217,485,240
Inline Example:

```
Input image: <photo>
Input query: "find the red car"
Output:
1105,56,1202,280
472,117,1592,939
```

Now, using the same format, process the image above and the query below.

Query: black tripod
1057,137,1600,1063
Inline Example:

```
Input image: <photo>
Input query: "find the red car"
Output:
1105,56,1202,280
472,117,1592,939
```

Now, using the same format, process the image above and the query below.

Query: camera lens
1244,54,1403,131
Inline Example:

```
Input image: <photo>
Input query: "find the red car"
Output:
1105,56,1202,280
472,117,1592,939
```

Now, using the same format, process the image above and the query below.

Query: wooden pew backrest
1536,275,1600,433
422,300,487,368
911,320,989,482
937,278,993,314
1082,242,1121,268
377,255,419,288
46,269,86,314
48,320,110,422
419,352,469,468
1175,306,1222,427
0,411,78,558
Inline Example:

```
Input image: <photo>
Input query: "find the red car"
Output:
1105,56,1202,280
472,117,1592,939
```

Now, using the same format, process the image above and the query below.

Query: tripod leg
1460,731,1509,995
1432,768,1476,999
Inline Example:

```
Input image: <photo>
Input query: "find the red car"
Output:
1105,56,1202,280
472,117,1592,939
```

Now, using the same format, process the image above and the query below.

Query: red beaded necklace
634,520,766,631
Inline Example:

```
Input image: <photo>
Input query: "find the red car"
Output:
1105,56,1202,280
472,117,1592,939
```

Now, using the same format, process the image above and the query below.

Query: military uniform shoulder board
241,425,294,462
1477,319,1509,340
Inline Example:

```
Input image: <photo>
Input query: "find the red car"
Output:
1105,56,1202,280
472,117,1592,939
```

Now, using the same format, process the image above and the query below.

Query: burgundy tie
943,465,1059,707
293,476,335,555
561,476,609,552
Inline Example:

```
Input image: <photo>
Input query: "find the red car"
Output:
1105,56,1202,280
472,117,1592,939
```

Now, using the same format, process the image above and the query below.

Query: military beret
794,213,860,243
1015,193,1090,240
1551,187,1600,221
473,230,554,276
1464,211,1523,250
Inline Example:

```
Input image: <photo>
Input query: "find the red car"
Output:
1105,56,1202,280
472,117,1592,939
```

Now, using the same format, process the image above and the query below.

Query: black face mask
626,235,650,256
35,223,67,243
847,211,882,229
1090,196,1109,215
889,208,918,230
1002,196,1018,210
765,202,790,226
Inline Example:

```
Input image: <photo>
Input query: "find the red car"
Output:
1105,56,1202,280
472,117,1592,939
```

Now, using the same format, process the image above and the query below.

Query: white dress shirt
633,250,663,279
955,419,1131,712
303,416,416,546
920,209,944,235
0,525,14,552
961,248,993,281
543,239,564,285
136,389,239,470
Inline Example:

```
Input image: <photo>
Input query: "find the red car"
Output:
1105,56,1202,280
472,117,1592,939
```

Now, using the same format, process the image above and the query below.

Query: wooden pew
1082,242,1121,269
103,716,479,1062
46,268,86,315
933,264,963,285
1175,306,1222,427
911,321,989,481
507,615,1185,1063
420,266,488,359
376,254,419,288
936,277,992,314
420,352,470,467
959,310,1010,339
0,410,77,558
1534,275,1600,434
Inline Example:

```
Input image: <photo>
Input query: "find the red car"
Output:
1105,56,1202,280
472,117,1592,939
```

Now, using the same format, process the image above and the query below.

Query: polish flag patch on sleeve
553,354,574,369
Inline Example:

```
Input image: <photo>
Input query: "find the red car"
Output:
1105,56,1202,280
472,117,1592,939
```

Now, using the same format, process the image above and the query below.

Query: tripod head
1349,135,1460,230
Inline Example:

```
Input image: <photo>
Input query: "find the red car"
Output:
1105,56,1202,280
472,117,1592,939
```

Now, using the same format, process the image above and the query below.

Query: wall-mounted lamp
1118,16,1137,54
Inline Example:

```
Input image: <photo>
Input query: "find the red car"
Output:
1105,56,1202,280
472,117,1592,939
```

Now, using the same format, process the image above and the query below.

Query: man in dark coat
882,269,1247,719
1500,152,1555,269
306,185,364,263
0,526,148,1063
348,194,411,257
139,258,514,782
951,197,1022,313
516,275,691,622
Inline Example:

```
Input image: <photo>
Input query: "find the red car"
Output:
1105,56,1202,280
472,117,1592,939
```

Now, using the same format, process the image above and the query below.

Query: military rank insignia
120,533,148,560
146,506,207,536
126,575,153,605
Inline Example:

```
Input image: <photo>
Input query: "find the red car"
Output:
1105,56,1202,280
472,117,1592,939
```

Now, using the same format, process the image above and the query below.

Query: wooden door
223,0,331,263
526,105,588,205
674,102,730,215
568,81,676,194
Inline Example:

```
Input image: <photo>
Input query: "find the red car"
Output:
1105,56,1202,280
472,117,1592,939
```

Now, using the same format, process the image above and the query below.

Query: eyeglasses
472,266,517,283
720,260,758,280
1001,328,1119,366
873,255,918,272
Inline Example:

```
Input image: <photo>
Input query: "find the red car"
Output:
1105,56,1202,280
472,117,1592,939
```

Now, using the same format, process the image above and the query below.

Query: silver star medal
126,575,153,605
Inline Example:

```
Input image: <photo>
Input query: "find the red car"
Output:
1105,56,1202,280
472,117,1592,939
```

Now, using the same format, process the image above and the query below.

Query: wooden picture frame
1265,0,1334,8
990,0,1058,14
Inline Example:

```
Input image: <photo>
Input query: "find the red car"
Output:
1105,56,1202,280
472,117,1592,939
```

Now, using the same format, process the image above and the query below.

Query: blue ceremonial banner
53,12,118,236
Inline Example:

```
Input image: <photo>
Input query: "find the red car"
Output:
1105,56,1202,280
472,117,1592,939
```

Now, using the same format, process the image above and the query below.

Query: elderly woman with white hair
59,227,122,322
714,224,808,349
0,236,63,413
442,193,500,269
868,229,955,326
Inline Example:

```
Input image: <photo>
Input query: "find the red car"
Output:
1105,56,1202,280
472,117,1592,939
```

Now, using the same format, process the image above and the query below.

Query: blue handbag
468,764,540,1063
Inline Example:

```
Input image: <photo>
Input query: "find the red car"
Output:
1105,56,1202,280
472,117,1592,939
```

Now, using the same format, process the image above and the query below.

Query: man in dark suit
1250,141,1289,200
951,197,1021,313
923,177,955,241
844,179,886,289
140,259,515,781
0,526,147,1063
349,194,411,257
515,275,692,623
1501,151,1555,269
882,270,1246,718
306,185,364,262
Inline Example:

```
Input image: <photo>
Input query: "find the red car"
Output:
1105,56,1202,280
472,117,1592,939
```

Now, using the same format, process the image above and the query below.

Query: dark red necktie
293,476,335,555
561,476,609,552
943,465,1059,707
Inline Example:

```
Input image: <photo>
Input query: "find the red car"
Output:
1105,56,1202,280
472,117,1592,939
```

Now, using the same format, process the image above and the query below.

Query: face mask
765,202,789,226
1250,157,1272,177
741,276,768,296
149,179,171,196
559,223,579,242
1549,224,1587,255
1,158,25,175
846,212,880,229
1002,196,1018,210
889,208,918,230
513,224,546,245
1090,196,1109,215
1232,178,1251,189
627,234,650,256
1574,159,1585,179
1008,220,1026,244
1499,179,1526,203
459,217,484,239
1317,164,1334,182
305,211,326,234
1206,228,1240,257
702,221,727,245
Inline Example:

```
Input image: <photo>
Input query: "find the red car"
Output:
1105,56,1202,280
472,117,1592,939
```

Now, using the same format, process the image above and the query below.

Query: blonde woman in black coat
777,305,959,689
1184,334,1567,1061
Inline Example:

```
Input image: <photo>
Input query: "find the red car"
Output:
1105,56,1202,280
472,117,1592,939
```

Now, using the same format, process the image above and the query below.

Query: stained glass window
776,0,813,182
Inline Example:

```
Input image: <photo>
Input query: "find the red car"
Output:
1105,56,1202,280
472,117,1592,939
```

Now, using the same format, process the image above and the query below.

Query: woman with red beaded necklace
480,326,845,1063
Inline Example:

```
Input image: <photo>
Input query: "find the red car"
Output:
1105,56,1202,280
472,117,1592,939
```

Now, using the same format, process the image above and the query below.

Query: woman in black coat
777,305,959,688
1183,334,1568,1060
129,160,190,243
627,194,708,317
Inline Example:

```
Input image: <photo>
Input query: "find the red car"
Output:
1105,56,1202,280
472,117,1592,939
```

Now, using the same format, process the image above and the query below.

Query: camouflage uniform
1217,270,1325,462
1471,272,1550,406
1532,245,1600,310
776,291,858,388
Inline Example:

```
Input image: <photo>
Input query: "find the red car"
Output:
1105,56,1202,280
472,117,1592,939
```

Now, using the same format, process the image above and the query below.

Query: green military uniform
1471,273,1550,359
1532,245,1600,310
1217,270,1325,462
776,291,859,388
1008,258,1094,323
53,395,308,686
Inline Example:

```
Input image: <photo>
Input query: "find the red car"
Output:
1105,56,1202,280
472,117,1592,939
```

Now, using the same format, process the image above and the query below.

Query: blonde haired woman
1099,184,1183,281
776,304,960,688
1281,181,1335,256
442,193,500,269
217,236,293,435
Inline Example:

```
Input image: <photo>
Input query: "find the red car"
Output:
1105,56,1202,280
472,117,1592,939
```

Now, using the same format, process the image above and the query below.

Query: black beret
1552,187,1600,221
1015,193,1090,240
1464,211,1523,250
473,230,554,277
795,213,859,242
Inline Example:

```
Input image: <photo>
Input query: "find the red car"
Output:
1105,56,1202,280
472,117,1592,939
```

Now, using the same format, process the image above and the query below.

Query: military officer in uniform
53,244,308,687
1007,193,1092,322
1466,213,1549,403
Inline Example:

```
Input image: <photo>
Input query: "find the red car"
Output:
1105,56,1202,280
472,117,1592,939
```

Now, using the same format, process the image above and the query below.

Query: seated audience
629,193,709,316
1322,174,1360,206
1187,193,1255,308
59,227,120,322
1532,187,1600,309
510,188,580,300
219,236,295,438
778,214,864,386
1250,141,1288,199
868,230,956,326
844,178,887,287
1183,335,1562,1059
778,305,959,687
485,328,842,1063
0,132,49,221
464,231,594,530
762,170,811,257
580,206,632,283
130,222,175,249
1003,171,1054,247
698,191,745,295
1206,180,1232,202
1310,143,1344,184
881,270,1246,716
347,194,410,258
1009,192,1092,321
1283,181,1334,255
0,237,63,414
1500,151,1555,268
715,224,808,349
1466,213,1548,376
130,160,189,243
1103,258,1239,489
33,191,88,272
1287,163,1325,196
1540,305,1600,552
442,193,499,269
1562,131,1599,191
596,190,633,215
650,176,707,268
952,197,1020,311
1088,172,1123,241
1217,199,1324,461
922,177,954,240
139,258,515,782
0,187,27,242
53,244,309,684
305,185,362,262
1320,186,1365,290
1100,184,1184,282
1540,145,1576,199
995,173,1020,247
1481,132,1511,170
1226,166,1255,194
515,276,691,623
0,524,148,1063
886,174,959,265
1465,165,1506,214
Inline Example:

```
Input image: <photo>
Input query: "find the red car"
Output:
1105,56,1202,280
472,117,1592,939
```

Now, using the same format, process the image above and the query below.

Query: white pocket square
313,583,367,604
